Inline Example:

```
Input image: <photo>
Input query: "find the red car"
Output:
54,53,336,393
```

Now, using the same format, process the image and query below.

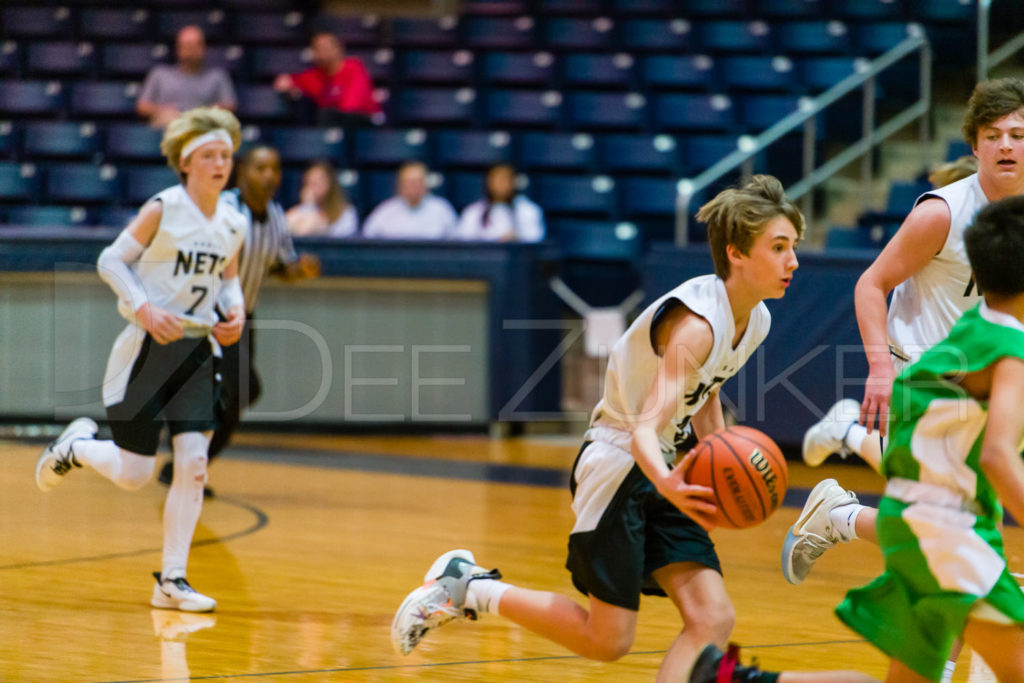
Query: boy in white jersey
391,175,802,680
35,107,247,612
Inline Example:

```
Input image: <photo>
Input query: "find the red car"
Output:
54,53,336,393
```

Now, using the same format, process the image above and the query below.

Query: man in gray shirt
137,25,237,128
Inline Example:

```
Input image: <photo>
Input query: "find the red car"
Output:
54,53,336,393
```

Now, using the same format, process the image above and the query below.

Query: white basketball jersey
121,185,247,333
887,173,988,365
589,274,771,456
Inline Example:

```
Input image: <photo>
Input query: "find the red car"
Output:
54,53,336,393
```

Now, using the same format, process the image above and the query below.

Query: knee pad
171,432,210,486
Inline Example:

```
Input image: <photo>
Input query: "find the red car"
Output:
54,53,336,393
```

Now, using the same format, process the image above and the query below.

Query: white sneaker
802,399,860,467
391,549,502,656
151,572,217,613
781,478,859,585
35,417,98,492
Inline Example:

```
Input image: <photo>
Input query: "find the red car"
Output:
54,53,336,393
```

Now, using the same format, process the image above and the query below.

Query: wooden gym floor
2,431,1021,682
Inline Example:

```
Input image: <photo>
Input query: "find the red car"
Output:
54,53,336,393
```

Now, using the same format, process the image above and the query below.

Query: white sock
828,503,865,542
162,432,210,580
468,578,513,616
73,439,153,490
845,423,868,455
940,659,956,683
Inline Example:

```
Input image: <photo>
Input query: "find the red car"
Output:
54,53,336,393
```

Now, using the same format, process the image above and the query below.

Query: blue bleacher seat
440,170,482,210
433,130,513,168
204,46,246,79
653,93,736,132
463,17,536,49
104,123,164,162
835,0,905,21
395,87,476,125
352,128,430,166
392,17,460,48
97,205,139,229
537,0,595,13
224,0,295,9
566,92,647,130
69,83,138,118
910,0,974,22
155,10,228,42
607,0,676,14
641,55,715,90
599,134,680,174
519,131,596,171
484,90,562,127
6,205,91,228
235,85,293,122
677,0,749,17
0,41,19,76
0,162,41,202
699,21,773,54
462,0,531,15
362,169,399,210
619,177,676,217
22,121,101,160
247,46,310,81
825,225,887,250
720,56,798,92
479,52,555,86
555,219,642,261
774,21,852,54
545,17,615,50
348,49,393,85
946,139,971,161
562,53,636,88
533,174,617,216
268,126,347,166
122,165,180,205
621,19,695,51
884,179,930,216
46,163,121,204
311,15,382,48
79,8,151,41
0,122,16,158
682,135,738,174
1,6,73,39
857,22,916,55
101,44,169,79
25,41,97,78
0,81,65,117
233,11,305,44
799,56,859,91
738,94,802,131
400,50,475,84
755,0,823,19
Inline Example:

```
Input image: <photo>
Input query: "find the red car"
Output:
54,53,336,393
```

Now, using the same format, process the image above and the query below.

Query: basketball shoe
151,572,217,613
391,549,502,656
35,417,98,492
689,643,778,682
781,478,859,585
802,399,859,466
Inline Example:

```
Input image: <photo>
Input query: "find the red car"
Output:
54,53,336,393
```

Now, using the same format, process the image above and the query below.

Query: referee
159,144,321,493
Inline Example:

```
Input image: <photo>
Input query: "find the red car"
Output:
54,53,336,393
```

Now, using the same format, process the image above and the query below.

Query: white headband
180,129,233,162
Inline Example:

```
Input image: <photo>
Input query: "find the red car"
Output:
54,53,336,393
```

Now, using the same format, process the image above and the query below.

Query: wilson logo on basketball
749,449,780,509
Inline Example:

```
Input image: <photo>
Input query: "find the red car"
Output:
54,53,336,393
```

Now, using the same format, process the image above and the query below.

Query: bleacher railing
978,0,1024,80
675,27,931,246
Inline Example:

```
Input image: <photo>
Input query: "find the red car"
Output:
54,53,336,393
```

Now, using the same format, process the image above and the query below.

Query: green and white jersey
882,302,1024,520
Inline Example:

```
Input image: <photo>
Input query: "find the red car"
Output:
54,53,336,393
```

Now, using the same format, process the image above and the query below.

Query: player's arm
631,312,718,529
690,387,725,440
979,357,1024,526
97,201,184,345
854,198,951,436
212,252,246,346
277,253,321,281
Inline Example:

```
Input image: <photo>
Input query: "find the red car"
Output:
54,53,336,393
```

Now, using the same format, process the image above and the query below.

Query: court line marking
0,496,269,571
96,640,868,683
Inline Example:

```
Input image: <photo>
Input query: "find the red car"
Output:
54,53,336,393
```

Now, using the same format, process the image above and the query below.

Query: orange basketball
682,425,788,530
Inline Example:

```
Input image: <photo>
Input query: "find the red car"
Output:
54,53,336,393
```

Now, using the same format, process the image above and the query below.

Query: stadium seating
232,11,306,45
78,9,151,42
6,205,91,227
22,121,102,160
532,174,616,217
391,17,459,49
0,162,42,202
46,163,121,204
640,55,716,91
483,90,562,128
1,6,72,39
561,53,635,89
544,17,615,51
566,92,647,130
25,41,97,78
69,82,138,118
462,17,536,49
101,44,169,80
268,126,347,166
104,123,164,162
598,134,680,174
352,128,430,166
479,51,555,86
0,81,66,117
518,132,596,171
432,130,513,169
122,165,179,205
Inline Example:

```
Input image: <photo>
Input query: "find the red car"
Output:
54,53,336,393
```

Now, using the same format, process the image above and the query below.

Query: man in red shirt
274,33,381,124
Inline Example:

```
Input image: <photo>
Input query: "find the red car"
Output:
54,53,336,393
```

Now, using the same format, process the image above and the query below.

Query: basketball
683,426,788,530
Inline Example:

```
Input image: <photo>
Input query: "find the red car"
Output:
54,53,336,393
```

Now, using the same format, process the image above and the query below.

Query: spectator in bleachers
928,155,978,188
454,164,545,242
285,160,359,237
137,26,237,129
273,32,381,127
362,161,457,240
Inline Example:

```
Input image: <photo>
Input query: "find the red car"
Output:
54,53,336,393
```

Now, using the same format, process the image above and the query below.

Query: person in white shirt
284,160,359,238
455,164,545,242
362,161,457,240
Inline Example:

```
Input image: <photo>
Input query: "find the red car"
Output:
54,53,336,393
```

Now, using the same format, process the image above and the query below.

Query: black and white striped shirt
225,189,298,314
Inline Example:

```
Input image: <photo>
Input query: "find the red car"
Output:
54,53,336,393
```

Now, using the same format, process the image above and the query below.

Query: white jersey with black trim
887,173,987,366
123,185,247,334
588,274,771,458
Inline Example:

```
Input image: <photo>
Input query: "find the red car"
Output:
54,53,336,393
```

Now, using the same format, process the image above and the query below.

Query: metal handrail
978,0,1024,80
675,26,931,245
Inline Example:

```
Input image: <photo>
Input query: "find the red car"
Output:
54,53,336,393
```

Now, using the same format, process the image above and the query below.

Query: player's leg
689,643,878,682
803,400,885,472
962,617,1024,680
781,479,872,584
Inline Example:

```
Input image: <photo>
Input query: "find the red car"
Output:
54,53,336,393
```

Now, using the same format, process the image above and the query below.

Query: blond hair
928,155,977,188
696,175,804,279
160,106,241,177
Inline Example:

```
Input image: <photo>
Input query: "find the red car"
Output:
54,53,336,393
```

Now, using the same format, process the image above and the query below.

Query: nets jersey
883,303,1024,521
122,185,247,333
590,274,771,456
887,173,988,365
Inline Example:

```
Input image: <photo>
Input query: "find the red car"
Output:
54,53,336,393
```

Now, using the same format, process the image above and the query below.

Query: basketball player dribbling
391,175,804,681
34,107,247,612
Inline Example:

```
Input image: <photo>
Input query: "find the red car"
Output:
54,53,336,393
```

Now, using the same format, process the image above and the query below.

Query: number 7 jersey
121,184,248,334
